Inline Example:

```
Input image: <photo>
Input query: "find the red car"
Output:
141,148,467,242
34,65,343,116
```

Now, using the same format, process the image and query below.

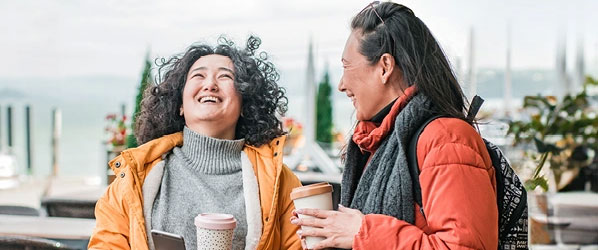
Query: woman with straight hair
292,2,498,249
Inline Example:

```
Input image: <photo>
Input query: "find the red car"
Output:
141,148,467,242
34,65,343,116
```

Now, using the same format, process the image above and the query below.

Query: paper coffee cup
194,213,237,250
290,182,334,249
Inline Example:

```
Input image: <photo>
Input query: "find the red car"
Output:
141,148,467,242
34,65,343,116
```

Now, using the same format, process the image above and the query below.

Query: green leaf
524,177,549,192
534,137,561,154
530,115,544,132
585,76,598,86
534,137,547,152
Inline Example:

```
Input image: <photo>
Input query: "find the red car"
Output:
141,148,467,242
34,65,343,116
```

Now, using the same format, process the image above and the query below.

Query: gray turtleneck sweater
151,127,247,250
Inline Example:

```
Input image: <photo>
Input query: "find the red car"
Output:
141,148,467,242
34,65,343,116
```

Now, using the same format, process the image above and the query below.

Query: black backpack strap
407,115,445,210
467,95,484,121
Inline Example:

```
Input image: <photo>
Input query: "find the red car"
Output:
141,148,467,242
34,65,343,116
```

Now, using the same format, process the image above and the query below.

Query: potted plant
104,113,129,184
508,76,598,192
282,117,303,155
508,76,598,244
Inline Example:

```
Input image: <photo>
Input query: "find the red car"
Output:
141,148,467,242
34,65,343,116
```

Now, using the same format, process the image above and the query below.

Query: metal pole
51,108,62,176
120,103,126,118
7,106,13,149
25,105,32,174
0,104,2,151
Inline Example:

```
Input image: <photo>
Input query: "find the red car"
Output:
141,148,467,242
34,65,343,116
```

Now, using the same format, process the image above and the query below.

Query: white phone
151,229,186,250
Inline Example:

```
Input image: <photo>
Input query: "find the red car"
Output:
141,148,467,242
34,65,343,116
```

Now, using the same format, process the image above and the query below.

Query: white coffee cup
290,182,334,249
194,213,237,250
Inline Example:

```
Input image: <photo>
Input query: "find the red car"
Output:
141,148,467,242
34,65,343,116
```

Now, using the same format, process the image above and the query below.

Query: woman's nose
338,75,346,92
203,78,219,92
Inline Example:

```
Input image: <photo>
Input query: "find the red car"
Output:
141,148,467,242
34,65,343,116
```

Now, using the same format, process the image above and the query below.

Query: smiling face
338,31,384,121
338,31,394,121
182,54,242,139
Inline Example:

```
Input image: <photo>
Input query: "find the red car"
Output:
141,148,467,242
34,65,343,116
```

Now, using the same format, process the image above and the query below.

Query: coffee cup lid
290,182,333,200
194,213,237,230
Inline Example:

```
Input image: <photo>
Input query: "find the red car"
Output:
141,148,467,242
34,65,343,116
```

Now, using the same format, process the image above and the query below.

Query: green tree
316,69,333,145
126,51,152,148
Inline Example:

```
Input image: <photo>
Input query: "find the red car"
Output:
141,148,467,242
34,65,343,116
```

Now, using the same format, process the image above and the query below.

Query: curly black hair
135,36,288,146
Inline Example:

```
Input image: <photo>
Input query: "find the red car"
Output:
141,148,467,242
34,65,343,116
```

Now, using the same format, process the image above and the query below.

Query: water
0,75,137,177
0,68,562,177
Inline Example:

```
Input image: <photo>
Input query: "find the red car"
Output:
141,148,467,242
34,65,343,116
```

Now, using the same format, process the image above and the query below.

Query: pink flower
105,112,130,147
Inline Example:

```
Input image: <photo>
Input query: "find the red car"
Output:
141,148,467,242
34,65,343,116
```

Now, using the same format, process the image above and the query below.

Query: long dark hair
135,36,288,146
351,2,469,121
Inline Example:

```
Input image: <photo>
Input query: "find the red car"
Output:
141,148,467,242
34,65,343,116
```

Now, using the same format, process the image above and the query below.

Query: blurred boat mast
292,38,339,175
467,27,477,101
575,32,585,90
556,29,570,97
504,22,512,119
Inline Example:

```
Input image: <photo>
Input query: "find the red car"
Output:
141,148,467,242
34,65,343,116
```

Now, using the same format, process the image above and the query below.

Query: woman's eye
220,74,233,79
193,73,204,79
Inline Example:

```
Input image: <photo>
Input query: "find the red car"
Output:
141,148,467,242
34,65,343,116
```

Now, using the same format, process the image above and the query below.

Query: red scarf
352,86,417,153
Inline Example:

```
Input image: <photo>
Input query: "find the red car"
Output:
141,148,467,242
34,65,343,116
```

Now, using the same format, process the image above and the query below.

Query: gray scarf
340,94,433,224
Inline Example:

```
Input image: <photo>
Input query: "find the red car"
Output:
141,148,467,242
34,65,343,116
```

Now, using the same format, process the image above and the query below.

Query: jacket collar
109,132,183,173
244,135,286,158
109,132,287,174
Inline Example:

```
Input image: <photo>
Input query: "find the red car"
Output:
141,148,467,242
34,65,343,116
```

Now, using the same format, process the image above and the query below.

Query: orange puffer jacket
353,118,498,249
88,132,302,250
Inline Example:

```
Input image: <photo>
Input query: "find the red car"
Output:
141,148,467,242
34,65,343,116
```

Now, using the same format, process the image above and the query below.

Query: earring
179,108,184,116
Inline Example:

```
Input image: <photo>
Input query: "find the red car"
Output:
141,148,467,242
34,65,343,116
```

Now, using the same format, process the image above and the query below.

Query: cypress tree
316,68,333,145
126,51,152,148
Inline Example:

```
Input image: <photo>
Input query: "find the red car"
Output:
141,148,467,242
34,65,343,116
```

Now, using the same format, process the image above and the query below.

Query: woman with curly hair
89,36,302,250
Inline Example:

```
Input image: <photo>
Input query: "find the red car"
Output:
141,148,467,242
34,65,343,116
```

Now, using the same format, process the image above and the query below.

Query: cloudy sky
0,0,596,176
1,0,597,80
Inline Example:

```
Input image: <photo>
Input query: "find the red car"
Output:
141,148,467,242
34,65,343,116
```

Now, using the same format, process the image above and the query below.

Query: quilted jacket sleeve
353,118,498,250
88,180,131,250
278,165,303,250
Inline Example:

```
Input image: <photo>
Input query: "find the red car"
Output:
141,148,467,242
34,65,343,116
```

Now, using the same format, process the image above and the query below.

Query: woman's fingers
301,238,308,250
298,227,328,238
299,228,332,250
311,237,336,250
292,208,335,227
291,215,325,228
296,208,333,219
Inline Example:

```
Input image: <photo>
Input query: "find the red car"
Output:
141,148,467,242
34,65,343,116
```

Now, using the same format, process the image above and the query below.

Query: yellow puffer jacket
88,132,302,250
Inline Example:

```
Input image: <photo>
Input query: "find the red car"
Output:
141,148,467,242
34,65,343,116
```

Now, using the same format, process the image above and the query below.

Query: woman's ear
378,53,395,85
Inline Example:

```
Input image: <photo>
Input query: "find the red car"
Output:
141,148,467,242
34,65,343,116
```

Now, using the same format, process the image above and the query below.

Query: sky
1,0,597,80
0,0,597,177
